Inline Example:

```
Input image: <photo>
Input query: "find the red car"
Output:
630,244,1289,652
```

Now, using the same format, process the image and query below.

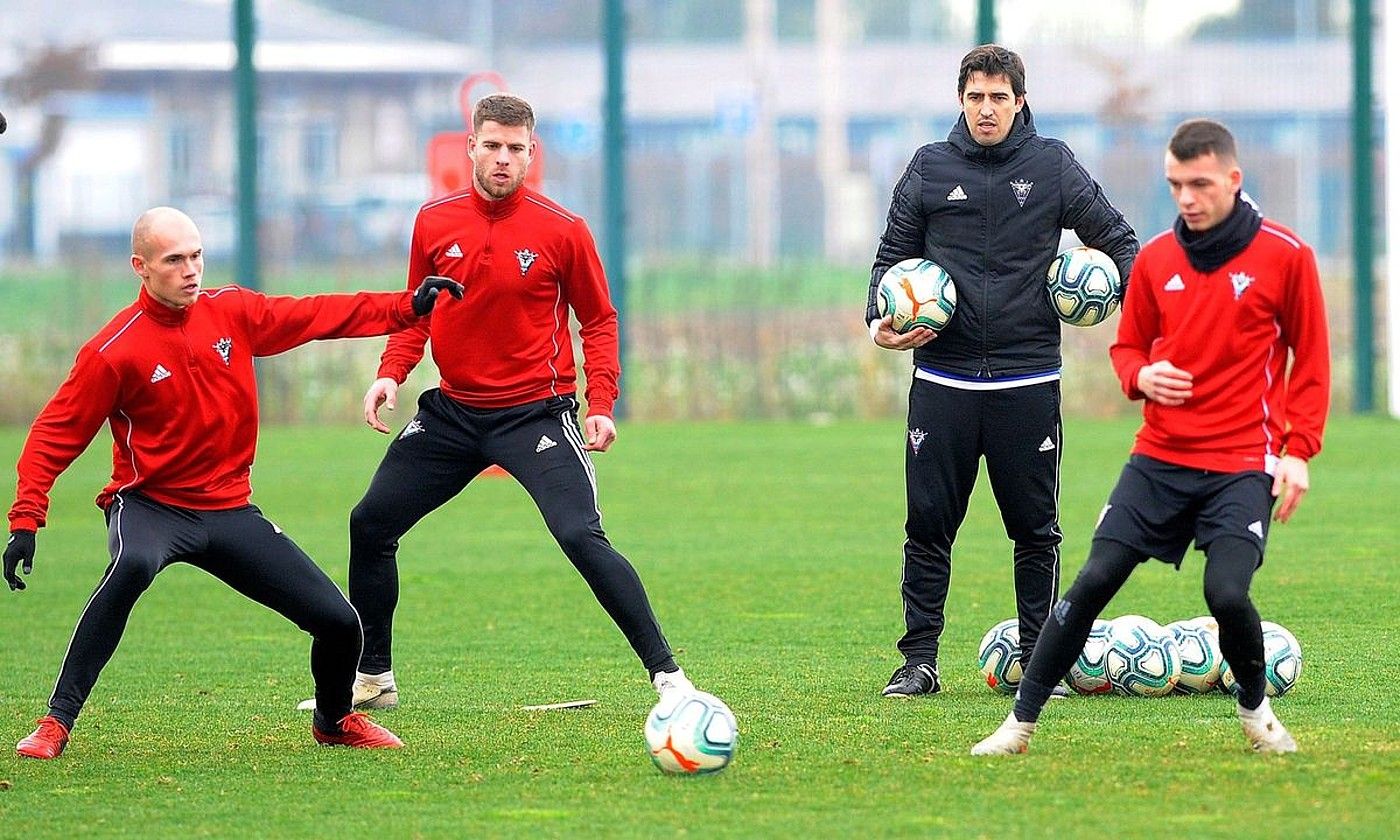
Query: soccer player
868,45,1139,698
971,118,1329,755
3,207,462,759
334,93,694,711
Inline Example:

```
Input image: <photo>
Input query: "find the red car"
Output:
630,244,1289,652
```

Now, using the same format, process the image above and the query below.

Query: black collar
1173,195,1262,273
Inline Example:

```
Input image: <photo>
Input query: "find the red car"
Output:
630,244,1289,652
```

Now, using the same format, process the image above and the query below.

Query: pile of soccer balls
644,690,738,775
978,615,1303,698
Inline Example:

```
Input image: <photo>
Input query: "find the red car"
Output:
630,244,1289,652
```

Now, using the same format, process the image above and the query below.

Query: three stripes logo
946,185,968,202
445,242,463,258
150,364,171,383
535,434,558,453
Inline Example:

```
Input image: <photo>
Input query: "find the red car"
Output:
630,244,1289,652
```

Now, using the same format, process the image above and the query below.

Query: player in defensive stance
3,207,461,758
971,119,1329,756
332,93,695,711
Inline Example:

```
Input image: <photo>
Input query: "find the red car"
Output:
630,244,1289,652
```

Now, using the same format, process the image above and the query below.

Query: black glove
4,531,36,591
412,275,465,317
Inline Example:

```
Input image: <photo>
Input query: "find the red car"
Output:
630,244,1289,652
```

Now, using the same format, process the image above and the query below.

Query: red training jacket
1111,220,1330,474
8,285,419,531
376,185,620,416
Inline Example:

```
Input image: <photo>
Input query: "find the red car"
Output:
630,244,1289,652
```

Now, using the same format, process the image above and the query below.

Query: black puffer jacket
867,105,1138,378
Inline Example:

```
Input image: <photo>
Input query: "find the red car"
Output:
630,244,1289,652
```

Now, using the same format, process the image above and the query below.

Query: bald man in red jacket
4,206,460,759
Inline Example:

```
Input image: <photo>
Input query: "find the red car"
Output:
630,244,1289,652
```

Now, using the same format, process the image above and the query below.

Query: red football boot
312,711,403,749
16,716,70,759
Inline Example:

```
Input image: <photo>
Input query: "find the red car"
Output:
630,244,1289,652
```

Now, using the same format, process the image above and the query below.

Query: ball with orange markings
877,258,957,334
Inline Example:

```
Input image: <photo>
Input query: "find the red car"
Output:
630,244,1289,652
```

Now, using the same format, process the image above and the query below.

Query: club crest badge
1230,272,1255,300
515,249,539,276
1010,179,1034,208
213,337,232,366
908,427,927,455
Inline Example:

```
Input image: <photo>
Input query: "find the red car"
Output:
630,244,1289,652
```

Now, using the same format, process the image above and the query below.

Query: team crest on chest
213,337,233,366
1229,272,1255,300
515,249,539,276
1009,179,1034,207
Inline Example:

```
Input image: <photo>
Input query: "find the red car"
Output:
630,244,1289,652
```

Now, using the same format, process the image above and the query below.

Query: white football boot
652,667,695,697
296,670,399,711
1237,696,1297,754
970,712,1036,756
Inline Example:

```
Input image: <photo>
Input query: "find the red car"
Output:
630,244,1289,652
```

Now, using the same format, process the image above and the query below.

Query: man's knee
349,497,401,548
306,600,363,643
553,521,609,562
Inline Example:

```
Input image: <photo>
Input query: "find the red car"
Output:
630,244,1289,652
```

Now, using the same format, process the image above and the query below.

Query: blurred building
0,0,1378,268
0,0,474,264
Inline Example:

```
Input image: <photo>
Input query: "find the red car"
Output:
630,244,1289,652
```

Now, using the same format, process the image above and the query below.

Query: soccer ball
1220,621,1303,698
877,258,957,334
978,618,1023,695
1104,614,1181,697
1167,617,1225,694
1046,246,1122,327
645,690,738,775
1065,619,1113,695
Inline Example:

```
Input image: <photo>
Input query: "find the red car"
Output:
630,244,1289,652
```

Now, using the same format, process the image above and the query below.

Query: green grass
0,417,1396,837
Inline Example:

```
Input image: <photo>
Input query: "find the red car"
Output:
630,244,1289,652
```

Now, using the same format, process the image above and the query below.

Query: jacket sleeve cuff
395,292,417,324
8,516,41,533
585,398,615,418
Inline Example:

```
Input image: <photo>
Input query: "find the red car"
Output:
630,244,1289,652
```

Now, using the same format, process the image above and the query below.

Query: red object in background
426,71,545,200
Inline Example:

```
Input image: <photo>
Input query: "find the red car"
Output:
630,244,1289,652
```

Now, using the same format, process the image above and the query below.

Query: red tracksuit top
1110,219,1330,474
376,186,620,417
8,285,419,532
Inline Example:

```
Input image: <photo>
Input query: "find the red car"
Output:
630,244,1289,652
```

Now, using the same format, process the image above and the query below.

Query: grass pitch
0,417,1396,837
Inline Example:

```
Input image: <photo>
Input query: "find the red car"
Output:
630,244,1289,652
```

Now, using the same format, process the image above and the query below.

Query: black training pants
349,390,675,677
898,377,1062,667
47,492,361,729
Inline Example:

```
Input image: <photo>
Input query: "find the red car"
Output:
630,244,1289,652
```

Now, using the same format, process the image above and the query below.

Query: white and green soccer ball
645,690,738,775
1221,621,1303,698
1168,617,1225,694
978,618,1023,695
877,258,957,334
1104,614,1181,697
1046,246,1121,327
1066,619,1113,695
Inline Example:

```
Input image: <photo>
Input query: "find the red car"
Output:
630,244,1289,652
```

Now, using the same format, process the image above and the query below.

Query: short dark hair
472,93,535,133
958,45,1025,98
1168,118,1238,164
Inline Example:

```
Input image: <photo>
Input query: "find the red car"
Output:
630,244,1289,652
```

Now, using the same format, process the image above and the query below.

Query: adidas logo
946,185,968,202
1164,274,1185,292
1038,436,1056,452
445,242,463,258
1248,520,1265,539
150,364,171,383
535,434,557,453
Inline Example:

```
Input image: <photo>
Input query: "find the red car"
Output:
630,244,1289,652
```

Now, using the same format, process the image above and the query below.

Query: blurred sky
958,0,1243,46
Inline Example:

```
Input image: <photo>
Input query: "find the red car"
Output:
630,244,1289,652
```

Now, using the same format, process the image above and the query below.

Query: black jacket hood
947,103,1037,163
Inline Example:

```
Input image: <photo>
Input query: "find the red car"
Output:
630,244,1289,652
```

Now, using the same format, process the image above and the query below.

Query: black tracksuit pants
898,376,1062,667
349,390,676,678
47,492,362,730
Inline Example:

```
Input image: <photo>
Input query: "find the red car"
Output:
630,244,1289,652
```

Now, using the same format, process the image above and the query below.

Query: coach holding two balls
867,44,1139,700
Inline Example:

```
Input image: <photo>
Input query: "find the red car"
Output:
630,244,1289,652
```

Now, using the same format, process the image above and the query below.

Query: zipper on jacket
181,323,197,370
982,158,994,373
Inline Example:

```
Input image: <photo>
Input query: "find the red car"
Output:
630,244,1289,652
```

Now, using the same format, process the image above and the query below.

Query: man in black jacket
869,45,1139,698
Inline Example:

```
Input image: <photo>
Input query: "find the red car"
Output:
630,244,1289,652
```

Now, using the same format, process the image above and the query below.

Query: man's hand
871,315,937,351
1271,455,1310,524
583,415,617,452
1136,360,1194,406
364,377,400,434
412,275,465,317
4,531,36,591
